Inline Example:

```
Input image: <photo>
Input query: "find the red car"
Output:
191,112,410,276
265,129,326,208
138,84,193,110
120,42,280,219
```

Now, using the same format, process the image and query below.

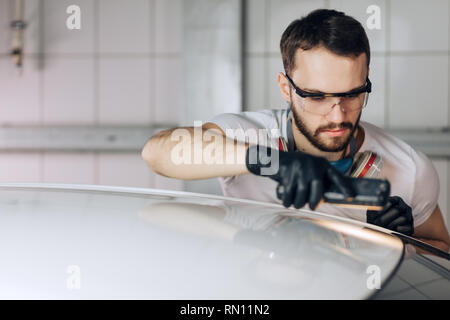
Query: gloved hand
245,145,354,210
366,196,414,235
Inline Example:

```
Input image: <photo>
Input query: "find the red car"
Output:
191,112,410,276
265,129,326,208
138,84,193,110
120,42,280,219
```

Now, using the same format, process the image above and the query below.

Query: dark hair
280,9,370,76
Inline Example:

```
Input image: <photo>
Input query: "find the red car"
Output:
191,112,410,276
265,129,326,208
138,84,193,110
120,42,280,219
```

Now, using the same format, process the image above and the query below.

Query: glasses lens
302,92,368,115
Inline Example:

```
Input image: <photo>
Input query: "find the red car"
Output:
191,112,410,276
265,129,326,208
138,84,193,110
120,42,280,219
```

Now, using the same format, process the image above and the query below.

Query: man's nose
326,98,346,122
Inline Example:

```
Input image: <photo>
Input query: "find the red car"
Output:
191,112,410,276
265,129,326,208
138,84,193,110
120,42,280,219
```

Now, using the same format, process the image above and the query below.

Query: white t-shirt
209,109,439,228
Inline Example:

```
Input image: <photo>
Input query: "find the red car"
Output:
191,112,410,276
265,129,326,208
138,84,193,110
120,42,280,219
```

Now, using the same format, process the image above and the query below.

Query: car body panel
0,183,408,299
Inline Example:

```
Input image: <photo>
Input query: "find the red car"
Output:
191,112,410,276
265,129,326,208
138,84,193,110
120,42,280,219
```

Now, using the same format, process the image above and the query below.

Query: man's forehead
294,46,367,67
292,47,368,91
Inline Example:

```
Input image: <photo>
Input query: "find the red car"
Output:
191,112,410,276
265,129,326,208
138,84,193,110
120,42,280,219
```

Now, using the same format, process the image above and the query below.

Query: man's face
288,46,368,153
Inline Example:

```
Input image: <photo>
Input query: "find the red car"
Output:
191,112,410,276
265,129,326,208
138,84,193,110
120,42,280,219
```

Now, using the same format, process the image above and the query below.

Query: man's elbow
442,237,450,253
439,226,450,253
433,240,450,253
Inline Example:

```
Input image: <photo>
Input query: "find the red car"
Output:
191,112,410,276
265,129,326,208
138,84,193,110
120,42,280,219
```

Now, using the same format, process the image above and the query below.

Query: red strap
278,138,285,151
357,152,376,178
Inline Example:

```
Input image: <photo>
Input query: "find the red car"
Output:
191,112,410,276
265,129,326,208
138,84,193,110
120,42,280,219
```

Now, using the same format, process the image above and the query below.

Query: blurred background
0,0,448,227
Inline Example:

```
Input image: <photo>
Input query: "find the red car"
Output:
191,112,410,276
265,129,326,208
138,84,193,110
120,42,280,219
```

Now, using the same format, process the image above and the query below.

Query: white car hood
0,183,404,299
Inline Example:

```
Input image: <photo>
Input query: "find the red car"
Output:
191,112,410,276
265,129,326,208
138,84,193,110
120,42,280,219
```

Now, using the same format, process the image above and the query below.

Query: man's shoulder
361,121,414,157
361,121,434,173
362,121,439,223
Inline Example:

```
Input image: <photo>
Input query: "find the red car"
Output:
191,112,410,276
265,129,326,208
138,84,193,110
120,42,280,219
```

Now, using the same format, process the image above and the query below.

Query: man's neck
292,123,364,162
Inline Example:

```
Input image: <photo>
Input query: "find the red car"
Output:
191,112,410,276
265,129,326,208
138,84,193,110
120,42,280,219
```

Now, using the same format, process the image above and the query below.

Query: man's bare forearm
141,126,250,180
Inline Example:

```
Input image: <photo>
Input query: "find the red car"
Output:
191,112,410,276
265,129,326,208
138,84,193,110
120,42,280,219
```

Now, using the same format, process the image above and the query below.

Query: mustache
314,122,353,136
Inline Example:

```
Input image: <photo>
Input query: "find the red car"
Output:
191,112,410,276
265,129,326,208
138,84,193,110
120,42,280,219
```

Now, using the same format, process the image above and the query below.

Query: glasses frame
284,73,372,99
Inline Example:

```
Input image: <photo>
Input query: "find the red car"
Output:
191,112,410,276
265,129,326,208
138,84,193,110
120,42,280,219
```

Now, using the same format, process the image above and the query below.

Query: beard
290,98,361,153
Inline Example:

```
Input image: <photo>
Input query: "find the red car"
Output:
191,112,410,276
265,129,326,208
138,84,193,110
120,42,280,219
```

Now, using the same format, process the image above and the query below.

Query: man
142,9,450,252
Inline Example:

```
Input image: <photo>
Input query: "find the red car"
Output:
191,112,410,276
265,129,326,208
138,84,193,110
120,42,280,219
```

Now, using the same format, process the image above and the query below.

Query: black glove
245,145,354,210
366,196,414,235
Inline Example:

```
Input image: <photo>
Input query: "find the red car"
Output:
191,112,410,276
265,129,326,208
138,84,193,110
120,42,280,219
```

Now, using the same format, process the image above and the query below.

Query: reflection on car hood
0,183,404,299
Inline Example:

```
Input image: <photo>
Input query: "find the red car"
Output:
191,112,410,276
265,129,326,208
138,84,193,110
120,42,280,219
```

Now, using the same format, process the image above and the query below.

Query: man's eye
346,93,360,99
310,96,325,101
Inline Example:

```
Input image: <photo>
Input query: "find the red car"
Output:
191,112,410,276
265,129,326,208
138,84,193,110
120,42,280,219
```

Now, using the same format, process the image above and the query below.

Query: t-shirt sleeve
208,113,253,142
207,111,280,185
207,111,279,143
410,149,440,227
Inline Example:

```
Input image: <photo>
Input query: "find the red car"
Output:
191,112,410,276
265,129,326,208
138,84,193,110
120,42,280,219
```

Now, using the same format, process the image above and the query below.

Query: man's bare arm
141,122,250,180
413,205,450,253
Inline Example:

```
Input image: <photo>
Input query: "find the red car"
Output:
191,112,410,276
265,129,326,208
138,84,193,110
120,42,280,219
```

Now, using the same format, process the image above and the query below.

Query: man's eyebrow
302,87,326,94
302,83,366,94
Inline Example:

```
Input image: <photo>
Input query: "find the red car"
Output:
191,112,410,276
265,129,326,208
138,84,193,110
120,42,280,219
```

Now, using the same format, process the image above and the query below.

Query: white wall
0,0,183,190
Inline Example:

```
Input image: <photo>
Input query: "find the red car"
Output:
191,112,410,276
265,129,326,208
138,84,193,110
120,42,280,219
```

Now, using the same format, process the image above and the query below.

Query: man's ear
277,72,291,102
